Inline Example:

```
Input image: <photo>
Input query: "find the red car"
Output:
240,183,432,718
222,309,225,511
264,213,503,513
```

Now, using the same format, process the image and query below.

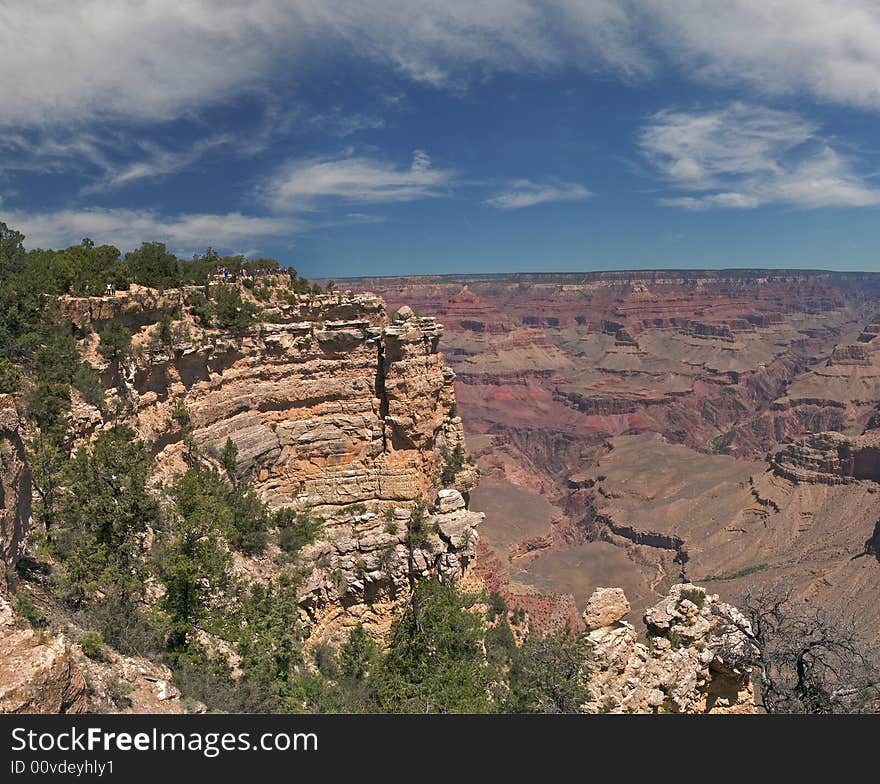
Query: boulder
435,488,466,513
583,587,631,630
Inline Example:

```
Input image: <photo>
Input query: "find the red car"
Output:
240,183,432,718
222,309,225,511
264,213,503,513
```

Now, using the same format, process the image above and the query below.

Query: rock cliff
0,595,88,714
771,430,880,485
64,286,482,643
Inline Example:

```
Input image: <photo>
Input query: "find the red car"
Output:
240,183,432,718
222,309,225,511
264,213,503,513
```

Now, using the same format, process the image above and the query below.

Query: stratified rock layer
771,430,880,485
62,287,481,644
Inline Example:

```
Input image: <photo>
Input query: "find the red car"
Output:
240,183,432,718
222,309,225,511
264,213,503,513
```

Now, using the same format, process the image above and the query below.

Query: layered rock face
772,431,880,485
338,271,880,640
104,292,477,514
65,287,481,643
584,584,756,714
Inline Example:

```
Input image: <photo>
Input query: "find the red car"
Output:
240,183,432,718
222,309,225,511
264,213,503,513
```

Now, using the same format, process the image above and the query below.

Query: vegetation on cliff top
0,220,318,442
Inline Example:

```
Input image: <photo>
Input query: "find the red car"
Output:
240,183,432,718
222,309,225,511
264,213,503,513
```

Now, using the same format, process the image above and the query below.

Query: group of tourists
211,265,277,282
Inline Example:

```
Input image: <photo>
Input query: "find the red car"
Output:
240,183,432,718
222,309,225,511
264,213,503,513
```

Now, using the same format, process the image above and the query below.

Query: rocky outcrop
771,430,880,485
118,293,476,516
687,321,734,341
0,596,88,714
582,587,630,630
858,324,880,343
0,395,30,579
584,584,756,713
297,490,483,644
829,344,870,365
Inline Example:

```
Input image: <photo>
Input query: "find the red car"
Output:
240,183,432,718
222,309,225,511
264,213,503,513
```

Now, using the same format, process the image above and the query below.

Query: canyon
336,271,880,640
4,268,876,713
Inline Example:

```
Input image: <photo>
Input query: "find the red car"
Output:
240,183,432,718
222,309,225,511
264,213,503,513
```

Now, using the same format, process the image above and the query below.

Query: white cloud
640,103,880,209
658,194,762,211
0,2,646,128
483,179,591,210
0,1,292,127
305,111,386,137
643,0,880,111
5,1,880,134
0,130,114,175
262,150,453,211
86,135,236,192
6,208,294,254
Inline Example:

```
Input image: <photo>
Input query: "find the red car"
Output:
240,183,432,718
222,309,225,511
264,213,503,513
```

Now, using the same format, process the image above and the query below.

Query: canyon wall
60,286,481,644
337,271,880,640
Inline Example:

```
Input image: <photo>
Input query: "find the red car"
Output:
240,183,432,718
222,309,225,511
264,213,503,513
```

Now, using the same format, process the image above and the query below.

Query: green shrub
15,591,47,630
406,499,433,549
80,630,105,660
227,486,270,554
0,357,21,394
439,443,466,486
96,320,131,363
72,364,103,408
213,286,259,333
678,587,706,610
106,675,133,709
185,290,215,327
168,400,191,428
487,591,508,621
276,509,323,557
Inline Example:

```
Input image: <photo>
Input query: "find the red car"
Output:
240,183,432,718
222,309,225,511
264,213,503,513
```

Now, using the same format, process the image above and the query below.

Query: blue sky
3,1,880,277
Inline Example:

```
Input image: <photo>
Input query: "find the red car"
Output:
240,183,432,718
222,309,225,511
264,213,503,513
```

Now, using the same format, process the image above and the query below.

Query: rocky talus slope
0,595,88,714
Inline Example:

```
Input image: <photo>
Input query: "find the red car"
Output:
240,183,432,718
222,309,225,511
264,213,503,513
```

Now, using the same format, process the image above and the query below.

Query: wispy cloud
86,136,234,192
0,127,236,193
6,2,880,135
640,103,880,209
305,110,386,137
6,208,295,255
0,130,114,175
0,2,648,129
262,150,453,211
483,179,591,210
